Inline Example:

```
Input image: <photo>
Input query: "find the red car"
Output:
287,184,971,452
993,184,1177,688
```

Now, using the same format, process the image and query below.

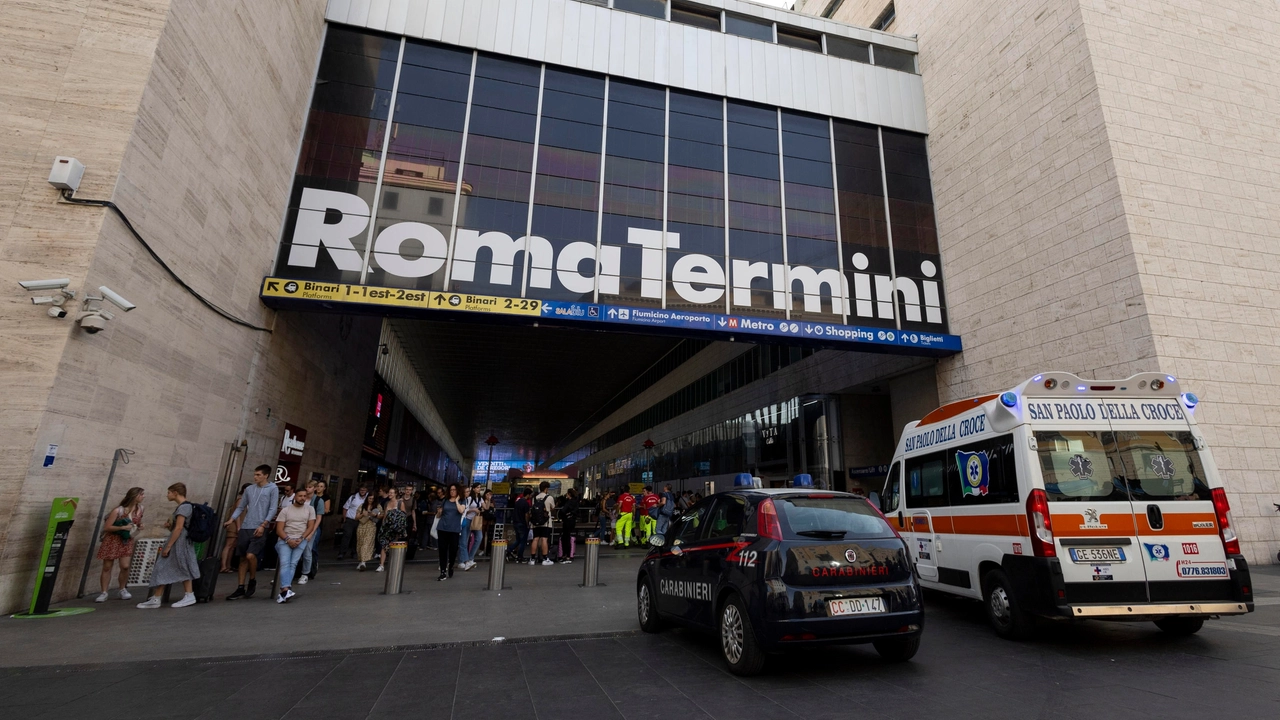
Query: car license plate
827,597,885,617
1069,547,1125,563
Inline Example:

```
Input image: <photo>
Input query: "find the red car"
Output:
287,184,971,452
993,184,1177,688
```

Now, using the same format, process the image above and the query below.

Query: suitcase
193,556,220,602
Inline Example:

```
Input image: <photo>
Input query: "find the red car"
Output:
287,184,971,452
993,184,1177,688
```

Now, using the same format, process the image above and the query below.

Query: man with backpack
557,488,580,564
529,482,555,566
223,464,279,600
511,488,532,563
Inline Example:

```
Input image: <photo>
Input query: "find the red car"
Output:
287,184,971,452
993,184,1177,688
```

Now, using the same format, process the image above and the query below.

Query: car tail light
1211,488,1241,555
864,498,902,539
757,498,783,541
1026,489,1055,557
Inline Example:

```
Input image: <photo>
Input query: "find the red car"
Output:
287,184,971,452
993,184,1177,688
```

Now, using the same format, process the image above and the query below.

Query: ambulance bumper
1067,601,1251,619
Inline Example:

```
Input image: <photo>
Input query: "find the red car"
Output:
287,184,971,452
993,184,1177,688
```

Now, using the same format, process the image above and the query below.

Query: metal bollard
383,541,407,595
487,540,507,591
581,537,601,587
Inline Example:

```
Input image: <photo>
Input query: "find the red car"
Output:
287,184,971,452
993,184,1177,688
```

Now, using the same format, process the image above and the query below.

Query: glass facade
274,28,948,334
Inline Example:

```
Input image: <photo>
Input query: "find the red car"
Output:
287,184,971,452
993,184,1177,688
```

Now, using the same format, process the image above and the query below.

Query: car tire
872,635,920,662
637,576,664,633
982,569,1035,640
719,593,765,676
1154,617,1204,636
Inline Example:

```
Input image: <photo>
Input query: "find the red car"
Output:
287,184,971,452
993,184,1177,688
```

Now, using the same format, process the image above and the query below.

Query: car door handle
1146,504,1164,531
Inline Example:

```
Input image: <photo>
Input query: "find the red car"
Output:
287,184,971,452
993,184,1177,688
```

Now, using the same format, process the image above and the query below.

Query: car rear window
776,496,895,539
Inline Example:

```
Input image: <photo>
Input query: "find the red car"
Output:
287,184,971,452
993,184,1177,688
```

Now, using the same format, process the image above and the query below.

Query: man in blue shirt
224,464,279,600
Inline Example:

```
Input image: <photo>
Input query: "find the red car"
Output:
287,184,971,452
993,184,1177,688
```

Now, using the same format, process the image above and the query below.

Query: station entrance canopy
263,26,960,357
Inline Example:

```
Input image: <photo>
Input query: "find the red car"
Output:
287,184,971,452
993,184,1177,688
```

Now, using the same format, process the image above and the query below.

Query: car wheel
719,593,765,676
982,569,1034,640
872,635,920,662
1154,617,1204,636
637,576,664,633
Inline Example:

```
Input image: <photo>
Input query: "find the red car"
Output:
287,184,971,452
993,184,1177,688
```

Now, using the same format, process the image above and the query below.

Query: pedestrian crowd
102,469,699,610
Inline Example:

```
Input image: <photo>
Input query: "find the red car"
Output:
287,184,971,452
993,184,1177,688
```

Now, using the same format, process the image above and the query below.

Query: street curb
4,629,643,671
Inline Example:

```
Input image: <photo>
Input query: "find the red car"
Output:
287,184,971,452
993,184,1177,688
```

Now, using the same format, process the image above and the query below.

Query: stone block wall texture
813,0,1280,562
0,0,378,613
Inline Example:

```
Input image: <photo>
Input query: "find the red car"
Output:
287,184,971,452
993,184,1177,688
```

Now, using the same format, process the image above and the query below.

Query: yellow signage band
260,278,542,317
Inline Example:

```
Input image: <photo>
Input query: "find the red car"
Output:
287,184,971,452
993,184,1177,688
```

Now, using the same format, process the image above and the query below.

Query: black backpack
530,495,550,526
183,502,218,543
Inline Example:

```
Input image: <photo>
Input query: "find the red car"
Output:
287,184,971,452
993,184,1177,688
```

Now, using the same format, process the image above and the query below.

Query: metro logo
283,188,948,325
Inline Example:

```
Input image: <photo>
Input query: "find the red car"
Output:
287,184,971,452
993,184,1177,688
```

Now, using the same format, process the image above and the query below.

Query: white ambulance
878,372,1254,639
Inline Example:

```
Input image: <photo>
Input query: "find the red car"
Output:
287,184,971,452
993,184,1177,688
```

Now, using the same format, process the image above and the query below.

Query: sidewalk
0,551,644,667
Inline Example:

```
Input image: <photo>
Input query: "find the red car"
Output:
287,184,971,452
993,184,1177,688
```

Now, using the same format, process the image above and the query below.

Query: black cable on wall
60,189,272,333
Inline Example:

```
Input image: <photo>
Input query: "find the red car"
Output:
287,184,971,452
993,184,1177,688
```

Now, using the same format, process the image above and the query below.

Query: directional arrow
433,293,446,305
267,281,280,292
717,318,726,327
607,308,617,318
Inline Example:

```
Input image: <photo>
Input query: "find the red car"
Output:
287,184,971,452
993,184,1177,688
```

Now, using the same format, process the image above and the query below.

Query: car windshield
776,496,894,539
1112,430,1211,501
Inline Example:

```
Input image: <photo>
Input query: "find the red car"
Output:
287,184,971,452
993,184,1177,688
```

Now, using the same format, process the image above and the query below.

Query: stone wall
0,1,382,613
810,0,1280,562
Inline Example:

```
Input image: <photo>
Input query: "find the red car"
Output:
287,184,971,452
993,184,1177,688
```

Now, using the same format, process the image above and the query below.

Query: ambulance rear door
1029,411,1149,602
1106,399,1231,602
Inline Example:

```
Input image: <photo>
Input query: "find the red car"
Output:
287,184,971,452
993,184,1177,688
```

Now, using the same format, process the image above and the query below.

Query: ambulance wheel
637,575,664,633
983,569,1034,640
719,593,765,676
873,635,920,662
1154,617,1204,636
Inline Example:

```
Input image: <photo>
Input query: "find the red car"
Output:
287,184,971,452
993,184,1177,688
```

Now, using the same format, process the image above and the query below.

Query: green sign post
13,497,94,618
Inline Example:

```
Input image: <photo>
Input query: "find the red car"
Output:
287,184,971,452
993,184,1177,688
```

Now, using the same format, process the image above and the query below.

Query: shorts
235,528,268,558
532,527,552,539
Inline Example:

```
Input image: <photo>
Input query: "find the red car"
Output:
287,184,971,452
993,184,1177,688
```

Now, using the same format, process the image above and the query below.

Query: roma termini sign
264,189,960,356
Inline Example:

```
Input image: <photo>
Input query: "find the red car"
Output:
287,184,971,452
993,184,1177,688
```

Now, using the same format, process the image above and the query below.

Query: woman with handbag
435,483,465,580
376,487,408,572
95,487,145,602
355,494,378,570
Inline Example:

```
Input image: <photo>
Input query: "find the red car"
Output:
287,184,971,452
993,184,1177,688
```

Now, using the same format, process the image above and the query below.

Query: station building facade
2,0,1277,614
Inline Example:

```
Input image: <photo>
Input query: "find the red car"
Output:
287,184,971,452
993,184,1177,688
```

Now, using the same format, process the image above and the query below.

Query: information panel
261,278,961,355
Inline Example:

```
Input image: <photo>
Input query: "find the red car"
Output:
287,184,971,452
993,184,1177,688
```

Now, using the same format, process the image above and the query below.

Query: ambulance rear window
1035,431,1127,502
1112,431,1211,502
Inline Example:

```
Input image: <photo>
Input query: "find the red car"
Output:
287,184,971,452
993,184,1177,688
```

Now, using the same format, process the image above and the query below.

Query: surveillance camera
98,286,135,312
48,306,67,319
18,279,70,291
77,311,108,334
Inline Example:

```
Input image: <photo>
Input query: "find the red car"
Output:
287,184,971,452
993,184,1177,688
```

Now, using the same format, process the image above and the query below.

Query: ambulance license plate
1069,547,1125,563
827,597,885,616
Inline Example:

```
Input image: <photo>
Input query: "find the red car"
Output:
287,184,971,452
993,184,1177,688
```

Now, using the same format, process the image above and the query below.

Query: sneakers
358,562,366,571
226,586,246,601
94,592,108,603
118,588,132,600
528,559,535,566
559,558,573,564
245,578,257,599
171,593,196,608
277,590,288,604
438,573,447,581
376,565,384,572
542,559,554,566
136,596,161,609
298,575,309,585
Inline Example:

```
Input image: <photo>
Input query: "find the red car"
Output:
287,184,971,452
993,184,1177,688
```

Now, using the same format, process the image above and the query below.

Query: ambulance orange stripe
918,395,999,426
949,514,1024,536
1052,513,1137,536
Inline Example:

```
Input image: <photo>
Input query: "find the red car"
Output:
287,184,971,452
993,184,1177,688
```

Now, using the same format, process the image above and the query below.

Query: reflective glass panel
602,80,667,308
883,129,946,331
367,40,473,290
832,120,894,329
527,68,606,302
781,111,841,322
450,55,541,298
277,28,399,285
666,90,726,311
727,101,785,320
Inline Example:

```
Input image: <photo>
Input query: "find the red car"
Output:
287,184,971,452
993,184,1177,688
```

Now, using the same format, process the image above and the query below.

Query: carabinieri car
636,487,923,675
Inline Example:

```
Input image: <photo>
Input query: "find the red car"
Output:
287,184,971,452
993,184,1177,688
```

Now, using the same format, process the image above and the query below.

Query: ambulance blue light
734,473,753,487
1167,375,1176,383
1076,385,1087,391
793,474,813,487
1031,375,1043,383
1000,392,1018,408
1183,392,1199,409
